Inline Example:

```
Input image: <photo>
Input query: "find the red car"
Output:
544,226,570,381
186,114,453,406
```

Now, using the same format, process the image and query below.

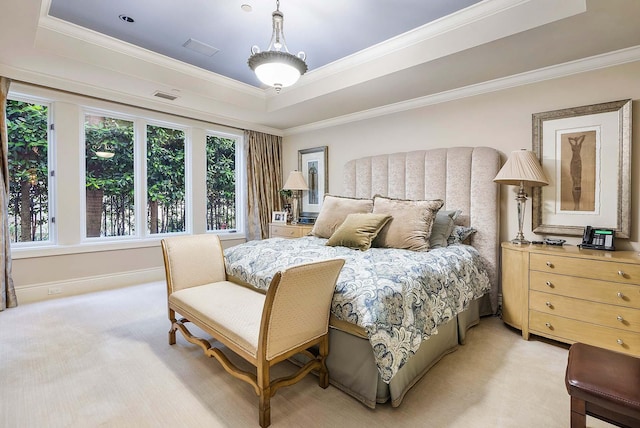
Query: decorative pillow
447,225,477,245
311,195,374,238
429,209,462,249
372,196,444,251
326,213,392,250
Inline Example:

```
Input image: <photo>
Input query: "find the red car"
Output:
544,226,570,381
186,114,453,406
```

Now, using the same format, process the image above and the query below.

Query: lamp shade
283,170,308,190
493,150,549,187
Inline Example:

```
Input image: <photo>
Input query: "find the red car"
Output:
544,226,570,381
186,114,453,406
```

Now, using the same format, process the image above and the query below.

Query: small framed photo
271,211,287,224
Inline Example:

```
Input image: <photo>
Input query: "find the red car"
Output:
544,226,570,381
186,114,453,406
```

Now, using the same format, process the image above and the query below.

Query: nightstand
500,242,640,356
269,223,313,239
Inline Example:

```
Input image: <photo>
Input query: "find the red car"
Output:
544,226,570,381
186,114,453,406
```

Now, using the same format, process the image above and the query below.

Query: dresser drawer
530,271,640,309
529,290,640,332
529,310,640,357
269,224,312,238
530,253,640,285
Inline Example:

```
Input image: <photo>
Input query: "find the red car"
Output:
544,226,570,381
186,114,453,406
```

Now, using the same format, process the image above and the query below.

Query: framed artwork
271,211,287,224
532,99,632,237
298,146,328,217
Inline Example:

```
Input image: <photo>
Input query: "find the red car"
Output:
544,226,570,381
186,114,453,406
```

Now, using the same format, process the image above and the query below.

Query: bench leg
258,363,271,428
168,308,177,345
318,336,329,389
570,396,586,428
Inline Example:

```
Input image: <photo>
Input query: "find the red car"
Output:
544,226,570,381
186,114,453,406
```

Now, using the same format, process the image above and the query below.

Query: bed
224,146,500,408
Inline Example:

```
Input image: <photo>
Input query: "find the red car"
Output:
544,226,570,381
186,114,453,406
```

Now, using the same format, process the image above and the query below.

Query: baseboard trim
14,267,165,304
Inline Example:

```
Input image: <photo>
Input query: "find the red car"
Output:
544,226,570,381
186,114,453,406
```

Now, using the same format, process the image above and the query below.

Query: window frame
6,93,56,248
205,130,243,234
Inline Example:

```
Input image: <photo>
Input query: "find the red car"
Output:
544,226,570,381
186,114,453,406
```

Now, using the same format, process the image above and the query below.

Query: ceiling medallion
247,0,307,93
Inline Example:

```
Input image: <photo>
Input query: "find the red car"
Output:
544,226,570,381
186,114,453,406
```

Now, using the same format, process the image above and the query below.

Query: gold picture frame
532,99,632,238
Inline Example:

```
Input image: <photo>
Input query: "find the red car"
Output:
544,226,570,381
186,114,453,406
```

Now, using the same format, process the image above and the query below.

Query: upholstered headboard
343,146,500,313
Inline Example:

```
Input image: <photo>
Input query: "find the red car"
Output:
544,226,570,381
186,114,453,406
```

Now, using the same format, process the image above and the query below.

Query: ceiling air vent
153,91,178,101
182,38,219,57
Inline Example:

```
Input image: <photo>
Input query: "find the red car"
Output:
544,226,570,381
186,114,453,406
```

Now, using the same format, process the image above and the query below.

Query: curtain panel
244,130,283,240
0,77,17,310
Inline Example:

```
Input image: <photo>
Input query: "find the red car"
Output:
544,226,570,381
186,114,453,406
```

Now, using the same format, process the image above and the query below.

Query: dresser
501,242,640,357
268,223,313,239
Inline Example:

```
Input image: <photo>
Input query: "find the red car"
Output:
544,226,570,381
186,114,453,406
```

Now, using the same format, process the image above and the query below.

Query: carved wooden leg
318,336,329,388
168,308,177,345
570,396,586,428
258,363,271,428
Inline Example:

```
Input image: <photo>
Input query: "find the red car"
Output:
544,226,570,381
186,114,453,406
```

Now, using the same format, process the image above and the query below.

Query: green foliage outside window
6,100,49,243
206,135,236,230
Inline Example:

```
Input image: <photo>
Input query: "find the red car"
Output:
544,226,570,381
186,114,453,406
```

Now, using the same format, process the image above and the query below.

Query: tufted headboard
343,146,501,313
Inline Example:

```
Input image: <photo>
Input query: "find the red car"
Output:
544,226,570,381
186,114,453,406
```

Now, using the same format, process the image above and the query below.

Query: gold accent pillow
372,196,444,251
311,195,374,238
326,213,392,251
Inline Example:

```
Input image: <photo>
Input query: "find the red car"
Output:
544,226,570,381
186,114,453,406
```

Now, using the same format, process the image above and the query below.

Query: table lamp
493,149,549,244
282,170,308,224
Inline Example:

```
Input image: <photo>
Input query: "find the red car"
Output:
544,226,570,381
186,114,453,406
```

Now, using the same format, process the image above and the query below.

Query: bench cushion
566,343,640,420
169,281,266,358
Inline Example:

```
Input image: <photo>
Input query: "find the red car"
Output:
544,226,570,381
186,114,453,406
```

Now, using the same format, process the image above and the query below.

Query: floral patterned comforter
224,236,490,383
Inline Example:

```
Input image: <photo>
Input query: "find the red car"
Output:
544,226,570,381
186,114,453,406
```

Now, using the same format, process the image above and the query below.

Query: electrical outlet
48,287,62,295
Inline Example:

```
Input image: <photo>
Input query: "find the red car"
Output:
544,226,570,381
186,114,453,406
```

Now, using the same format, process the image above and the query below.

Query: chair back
260,258,345,361
161,234,226,294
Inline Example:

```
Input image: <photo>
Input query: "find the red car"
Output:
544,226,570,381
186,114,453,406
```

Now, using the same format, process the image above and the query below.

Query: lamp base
510,238,530,245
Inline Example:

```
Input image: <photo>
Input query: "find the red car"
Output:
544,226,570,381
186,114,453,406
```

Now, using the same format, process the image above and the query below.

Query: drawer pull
545,281,553,288
617,339,624,345
618,270,626,277
544,322,552,329
545,301,553,308
617,292,625,299
545,261,553,268
617,315,624,322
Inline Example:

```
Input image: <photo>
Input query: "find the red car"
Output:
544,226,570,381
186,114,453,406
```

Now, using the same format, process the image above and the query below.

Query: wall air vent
153,91,178,101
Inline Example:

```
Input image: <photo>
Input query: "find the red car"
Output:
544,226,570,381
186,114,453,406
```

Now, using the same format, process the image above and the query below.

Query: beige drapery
244,130,283,240
0,77,16,310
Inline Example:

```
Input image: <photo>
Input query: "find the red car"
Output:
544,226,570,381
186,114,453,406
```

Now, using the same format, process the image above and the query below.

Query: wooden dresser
268,223,313,239
501,242,640,357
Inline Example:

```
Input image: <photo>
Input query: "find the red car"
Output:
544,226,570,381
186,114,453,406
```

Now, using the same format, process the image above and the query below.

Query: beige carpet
0,282,614,428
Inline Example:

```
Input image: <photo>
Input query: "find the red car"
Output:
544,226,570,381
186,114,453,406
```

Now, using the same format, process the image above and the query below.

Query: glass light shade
254,60,301,88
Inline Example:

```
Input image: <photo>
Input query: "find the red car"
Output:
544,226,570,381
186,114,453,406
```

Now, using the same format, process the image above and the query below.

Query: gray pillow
429,209,462,249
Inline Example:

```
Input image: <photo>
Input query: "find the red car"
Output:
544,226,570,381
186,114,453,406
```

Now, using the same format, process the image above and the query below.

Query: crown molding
283,45,640,136
37,7,263,98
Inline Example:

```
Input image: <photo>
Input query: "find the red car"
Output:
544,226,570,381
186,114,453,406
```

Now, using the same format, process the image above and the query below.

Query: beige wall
283,61,640,250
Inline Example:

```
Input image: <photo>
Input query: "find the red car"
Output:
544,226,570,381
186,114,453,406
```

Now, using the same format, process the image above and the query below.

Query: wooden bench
161,234,344,427
565,342,640,428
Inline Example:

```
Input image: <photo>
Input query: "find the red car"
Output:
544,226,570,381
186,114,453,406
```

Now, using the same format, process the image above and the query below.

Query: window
85,114,135,238
206,134,236,231
6,98,51,243
7,85,244,252
146,124,186,234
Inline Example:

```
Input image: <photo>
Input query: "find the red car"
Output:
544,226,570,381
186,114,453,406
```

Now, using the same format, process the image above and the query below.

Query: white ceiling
0,0,639,134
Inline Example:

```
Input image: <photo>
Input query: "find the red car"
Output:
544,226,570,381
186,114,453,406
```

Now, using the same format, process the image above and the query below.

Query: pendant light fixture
247,0,307,93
